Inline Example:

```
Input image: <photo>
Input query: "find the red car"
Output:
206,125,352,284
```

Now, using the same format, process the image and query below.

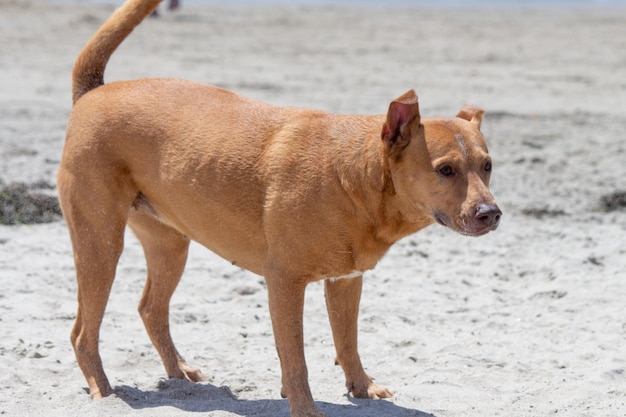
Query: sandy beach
0,1,625,416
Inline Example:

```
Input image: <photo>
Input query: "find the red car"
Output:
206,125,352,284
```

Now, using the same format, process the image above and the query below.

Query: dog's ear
381,90,421,154
456,105,485,130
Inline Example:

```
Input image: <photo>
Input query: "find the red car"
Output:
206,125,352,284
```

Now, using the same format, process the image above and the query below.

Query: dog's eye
484,161,492,172
438,165,454,177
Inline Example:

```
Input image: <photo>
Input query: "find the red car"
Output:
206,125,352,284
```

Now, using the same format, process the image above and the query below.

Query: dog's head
381,90,501,237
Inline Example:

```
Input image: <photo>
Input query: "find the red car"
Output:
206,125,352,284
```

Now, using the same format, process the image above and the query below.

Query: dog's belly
130,190,268,276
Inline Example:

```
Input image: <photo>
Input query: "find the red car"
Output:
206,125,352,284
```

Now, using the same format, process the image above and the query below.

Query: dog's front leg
265,269,327,417
324,276,393,399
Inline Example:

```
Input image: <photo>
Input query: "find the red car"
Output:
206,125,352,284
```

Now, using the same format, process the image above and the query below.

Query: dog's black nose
475,204,502,228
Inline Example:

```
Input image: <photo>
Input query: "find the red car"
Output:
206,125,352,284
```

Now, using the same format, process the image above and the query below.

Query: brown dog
58,1,501,416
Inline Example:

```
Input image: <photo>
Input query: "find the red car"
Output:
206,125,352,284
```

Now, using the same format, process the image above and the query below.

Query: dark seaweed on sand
0,181,62,225
600,191,626,212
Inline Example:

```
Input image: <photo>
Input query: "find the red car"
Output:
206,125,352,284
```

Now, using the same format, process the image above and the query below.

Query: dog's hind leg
324,277,393,399
59,178,133,399
128,210,206,383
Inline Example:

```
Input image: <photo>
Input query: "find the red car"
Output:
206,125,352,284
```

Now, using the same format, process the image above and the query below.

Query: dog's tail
72,0,161,104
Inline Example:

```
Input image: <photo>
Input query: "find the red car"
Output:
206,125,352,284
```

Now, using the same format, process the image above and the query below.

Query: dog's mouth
433,210,499,237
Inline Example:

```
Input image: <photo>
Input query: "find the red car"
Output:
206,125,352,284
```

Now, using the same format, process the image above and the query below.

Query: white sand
0,1,625,416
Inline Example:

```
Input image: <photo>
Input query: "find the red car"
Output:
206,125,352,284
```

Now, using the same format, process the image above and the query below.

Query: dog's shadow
115,379,436,417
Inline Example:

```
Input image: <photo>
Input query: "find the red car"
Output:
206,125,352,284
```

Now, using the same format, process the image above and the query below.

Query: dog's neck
328,114,434,247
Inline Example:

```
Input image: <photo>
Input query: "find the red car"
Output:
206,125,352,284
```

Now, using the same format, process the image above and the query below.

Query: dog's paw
365,383,393,399
89,387,112,399
88,380,114,399
178,362,207,382
350,380,393,400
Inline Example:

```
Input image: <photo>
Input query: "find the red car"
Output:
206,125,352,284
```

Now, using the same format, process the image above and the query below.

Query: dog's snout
475,204,502,228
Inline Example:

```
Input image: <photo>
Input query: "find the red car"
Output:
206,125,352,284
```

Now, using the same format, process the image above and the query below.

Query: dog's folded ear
381,90,421,153
456,105,485,130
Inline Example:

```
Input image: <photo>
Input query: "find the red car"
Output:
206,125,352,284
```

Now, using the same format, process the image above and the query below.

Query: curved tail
72,0,161,104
